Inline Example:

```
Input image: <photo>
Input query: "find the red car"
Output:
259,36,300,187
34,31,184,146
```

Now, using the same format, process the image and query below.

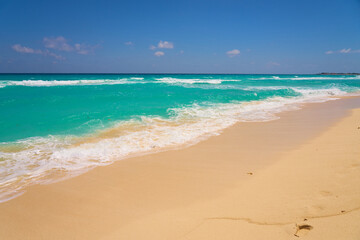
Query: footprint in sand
294,224,313,237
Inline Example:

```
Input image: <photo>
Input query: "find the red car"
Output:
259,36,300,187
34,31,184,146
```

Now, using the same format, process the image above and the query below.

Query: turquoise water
1,74,360,201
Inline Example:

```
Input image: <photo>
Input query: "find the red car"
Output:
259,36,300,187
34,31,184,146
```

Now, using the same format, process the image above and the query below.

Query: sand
0,97,359,239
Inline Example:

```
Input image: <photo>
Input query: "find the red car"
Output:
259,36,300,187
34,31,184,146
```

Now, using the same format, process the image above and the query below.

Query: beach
2,0,359,237
2,0,360,237
0,96,359,239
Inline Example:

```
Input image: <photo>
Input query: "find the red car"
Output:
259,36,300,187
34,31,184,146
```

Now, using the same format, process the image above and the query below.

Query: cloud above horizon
12,44,42,54
154,51,165,57
44,36,97,55
325,48,360,54
44,36,72,52
12,44,64,60
150,40,174,51
124,41,133,46
157,41,174,49
226,49,240,57
11,36,99,61
150,41,174,56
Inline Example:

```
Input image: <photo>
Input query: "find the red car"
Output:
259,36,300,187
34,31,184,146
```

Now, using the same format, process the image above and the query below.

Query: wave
214,84,360,96
0,78,146,87
154,77,240,84
0,85,357,202
0,77,239,88
250,75,360,81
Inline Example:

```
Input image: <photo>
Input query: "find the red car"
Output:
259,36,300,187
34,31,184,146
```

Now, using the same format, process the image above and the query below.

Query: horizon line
0,72,359,75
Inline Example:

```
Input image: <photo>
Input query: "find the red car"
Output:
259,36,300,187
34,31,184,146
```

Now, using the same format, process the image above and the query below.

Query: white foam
0,79,145,87
288,76,360,80
0,77,240,88
155,77,239,84
240,86,349,98
250,75,360,81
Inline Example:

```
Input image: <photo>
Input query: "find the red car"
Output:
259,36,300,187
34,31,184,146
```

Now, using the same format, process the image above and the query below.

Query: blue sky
0,0,359,73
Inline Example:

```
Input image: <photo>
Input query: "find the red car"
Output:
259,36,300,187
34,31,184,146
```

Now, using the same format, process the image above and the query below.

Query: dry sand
0,97,359,239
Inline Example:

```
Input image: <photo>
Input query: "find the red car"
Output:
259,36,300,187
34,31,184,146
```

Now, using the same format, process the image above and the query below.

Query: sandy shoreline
0,97,360,239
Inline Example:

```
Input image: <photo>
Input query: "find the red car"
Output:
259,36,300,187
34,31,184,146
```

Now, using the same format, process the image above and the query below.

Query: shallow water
1,74,359,201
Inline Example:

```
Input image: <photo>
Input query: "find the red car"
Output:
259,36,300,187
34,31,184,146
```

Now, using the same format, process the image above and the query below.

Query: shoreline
3,93,358,202
0,97,360,239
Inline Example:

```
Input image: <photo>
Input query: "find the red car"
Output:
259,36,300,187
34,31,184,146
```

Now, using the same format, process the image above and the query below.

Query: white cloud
45,50,65,60
12,44,41,54
157,40,174,49
325,48,360,54
44,36,73,52
74,43,94,55
154,51,165,57
124,41,133,46
149,41,174,51
12,36,98,60
12,44,64,60
226,49,240,57
179,50,184,54
44,36,96,55
340,48,351,53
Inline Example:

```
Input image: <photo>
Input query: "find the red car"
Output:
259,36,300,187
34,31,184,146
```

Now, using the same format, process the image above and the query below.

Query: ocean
1,74,359,201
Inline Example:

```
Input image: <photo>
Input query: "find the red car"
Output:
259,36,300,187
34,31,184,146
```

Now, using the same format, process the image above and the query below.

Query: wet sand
0,97,359,239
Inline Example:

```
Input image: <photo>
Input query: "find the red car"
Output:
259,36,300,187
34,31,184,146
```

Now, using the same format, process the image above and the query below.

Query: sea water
1,74,359,201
